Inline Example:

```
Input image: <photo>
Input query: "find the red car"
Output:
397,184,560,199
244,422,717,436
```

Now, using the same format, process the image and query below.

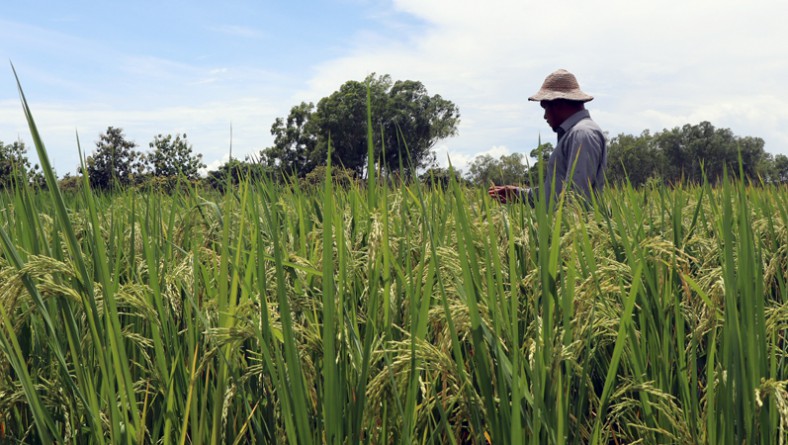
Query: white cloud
434,143,511,173
302,0,788,162
200,153,232,176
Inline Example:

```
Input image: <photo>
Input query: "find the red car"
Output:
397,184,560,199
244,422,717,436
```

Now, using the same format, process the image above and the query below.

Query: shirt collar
557,109,591,138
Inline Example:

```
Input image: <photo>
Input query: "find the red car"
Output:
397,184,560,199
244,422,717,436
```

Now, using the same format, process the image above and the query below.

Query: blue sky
3,0,788,176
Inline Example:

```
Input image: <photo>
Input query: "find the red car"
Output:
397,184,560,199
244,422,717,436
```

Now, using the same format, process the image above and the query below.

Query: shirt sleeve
560,127,605,199
516,186,536,208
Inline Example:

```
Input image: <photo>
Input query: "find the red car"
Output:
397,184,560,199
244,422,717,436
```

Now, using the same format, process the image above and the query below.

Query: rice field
2,82,788,445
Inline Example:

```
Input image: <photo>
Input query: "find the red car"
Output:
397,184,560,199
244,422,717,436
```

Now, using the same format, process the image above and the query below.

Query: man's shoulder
569,115,602,133
568,118,603,136
564,117,605,152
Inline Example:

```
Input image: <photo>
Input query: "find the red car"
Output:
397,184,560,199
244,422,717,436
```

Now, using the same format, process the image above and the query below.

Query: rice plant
1,74,788,444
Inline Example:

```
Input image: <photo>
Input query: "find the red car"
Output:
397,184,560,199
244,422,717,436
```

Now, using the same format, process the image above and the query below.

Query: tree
301,165,359,190
654,121,767,184
737,134,770,180
206,158,268,191
260,102,318,177
0,139,42,188
261,73,460,178
84,127,146,190
527,142,554,179
148,133,206,180
465,154,498,185
58,173,83,193
606,130,663,187
773,154,788,183
466,151,535,186
376,78,459,175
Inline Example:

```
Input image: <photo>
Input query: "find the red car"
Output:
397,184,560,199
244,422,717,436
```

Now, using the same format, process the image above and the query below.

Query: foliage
205,158,267,191
773,153,788,182
605,130,664,187
300,164,358,189
527,141,554,177
418,166,466,189
655,121,767,183
0,139,45,188
465,151,535,186
147,133,205,181
261,73,460,178
261,101,319,177
5,158,788,444
57,173,83,193
82,126,146,190
606,121,769,186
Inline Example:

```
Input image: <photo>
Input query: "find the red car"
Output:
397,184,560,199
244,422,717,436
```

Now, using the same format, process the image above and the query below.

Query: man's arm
488,185,536,207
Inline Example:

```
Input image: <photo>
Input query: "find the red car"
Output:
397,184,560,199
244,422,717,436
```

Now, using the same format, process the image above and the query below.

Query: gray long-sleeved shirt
538,109,607,205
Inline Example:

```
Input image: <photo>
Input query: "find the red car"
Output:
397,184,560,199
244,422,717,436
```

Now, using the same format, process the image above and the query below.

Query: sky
2,0,788,176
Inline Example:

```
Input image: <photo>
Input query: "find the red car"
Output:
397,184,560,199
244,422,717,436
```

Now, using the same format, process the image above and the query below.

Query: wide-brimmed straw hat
528,69,593,102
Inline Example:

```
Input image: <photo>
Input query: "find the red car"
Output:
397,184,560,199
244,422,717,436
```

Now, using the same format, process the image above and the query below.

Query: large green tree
261,74,460,178
148,133,205,180
83,127,146,190
262,102,318,177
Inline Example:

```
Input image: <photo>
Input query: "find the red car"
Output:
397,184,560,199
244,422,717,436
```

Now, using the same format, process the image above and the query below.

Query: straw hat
528,69,593,102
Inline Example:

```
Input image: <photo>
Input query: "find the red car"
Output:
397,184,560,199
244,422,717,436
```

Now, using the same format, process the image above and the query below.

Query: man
488,69,607,207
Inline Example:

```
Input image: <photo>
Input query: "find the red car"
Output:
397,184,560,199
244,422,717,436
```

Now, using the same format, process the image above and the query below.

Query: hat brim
528,90,594,102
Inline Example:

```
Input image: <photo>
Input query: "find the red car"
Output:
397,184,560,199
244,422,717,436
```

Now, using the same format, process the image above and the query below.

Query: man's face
540,100,559,131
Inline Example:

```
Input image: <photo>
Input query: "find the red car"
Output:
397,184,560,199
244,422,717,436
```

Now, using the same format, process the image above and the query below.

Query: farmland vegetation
2,77,788,444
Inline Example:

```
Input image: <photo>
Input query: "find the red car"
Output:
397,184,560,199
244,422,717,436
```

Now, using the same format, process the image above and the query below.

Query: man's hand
487,185,524,204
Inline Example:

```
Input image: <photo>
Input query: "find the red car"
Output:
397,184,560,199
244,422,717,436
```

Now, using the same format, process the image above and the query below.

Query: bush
58,174,83,193
301,165,359,189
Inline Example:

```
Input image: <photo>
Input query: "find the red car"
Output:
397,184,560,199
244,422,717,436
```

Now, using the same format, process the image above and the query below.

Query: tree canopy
773,154,788,183
606,121,770,186
465,153,530,186
261,73,460,178
148,133,205,180
83,127,146,190
605,130,664,187
464,142,553,186
205,158,267,191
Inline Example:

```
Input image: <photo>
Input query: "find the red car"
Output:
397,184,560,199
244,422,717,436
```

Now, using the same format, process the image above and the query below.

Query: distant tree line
67,127,205,191
82,74,456,191
1,73,461,193
2,80,786,193
464,121,788,187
